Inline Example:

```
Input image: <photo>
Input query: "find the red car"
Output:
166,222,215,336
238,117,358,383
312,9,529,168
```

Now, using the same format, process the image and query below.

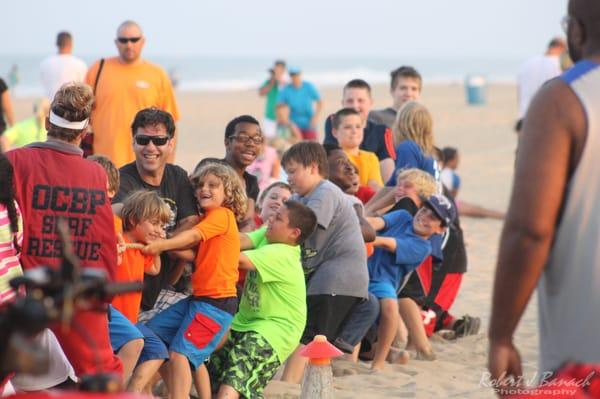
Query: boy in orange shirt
332,108,383,190
89,156,170,392
144,162,247,399
112,190,170,322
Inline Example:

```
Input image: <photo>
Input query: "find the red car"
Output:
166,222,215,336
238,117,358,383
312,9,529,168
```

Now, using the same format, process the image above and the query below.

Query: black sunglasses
134,135,170,146
117,37,142,44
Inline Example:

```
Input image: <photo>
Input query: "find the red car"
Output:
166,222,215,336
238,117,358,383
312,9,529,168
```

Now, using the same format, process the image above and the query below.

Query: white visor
49,110,89,130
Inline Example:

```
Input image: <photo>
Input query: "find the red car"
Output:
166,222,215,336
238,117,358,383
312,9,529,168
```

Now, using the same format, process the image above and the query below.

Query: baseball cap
288,66,301,75
424,194,456,228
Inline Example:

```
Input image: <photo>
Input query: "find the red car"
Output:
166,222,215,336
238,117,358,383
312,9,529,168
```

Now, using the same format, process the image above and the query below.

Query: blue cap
288,66,301,75
424,194,456,228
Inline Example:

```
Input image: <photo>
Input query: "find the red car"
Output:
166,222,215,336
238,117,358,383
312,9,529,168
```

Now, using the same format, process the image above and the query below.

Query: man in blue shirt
366,194,456,370
277,67,322,141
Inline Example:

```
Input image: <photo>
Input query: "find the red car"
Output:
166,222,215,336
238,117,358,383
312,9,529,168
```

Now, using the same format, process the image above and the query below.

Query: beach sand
10,83,538,398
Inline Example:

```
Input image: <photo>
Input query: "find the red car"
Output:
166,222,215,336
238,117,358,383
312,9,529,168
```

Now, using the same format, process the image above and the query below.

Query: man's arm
488,79,585,380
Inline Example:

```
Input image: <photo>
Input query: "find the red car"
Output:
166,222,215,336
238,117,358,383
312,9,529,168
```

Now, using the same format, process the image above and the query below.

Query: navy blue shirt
324,115,395,161
367,210,431,289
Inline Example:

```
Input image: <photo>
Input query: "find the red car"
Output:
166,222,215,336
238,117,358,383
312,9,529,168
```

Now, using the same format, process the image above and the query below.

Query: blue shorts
369,280,397,300
108,306,169,363
146,297,233,369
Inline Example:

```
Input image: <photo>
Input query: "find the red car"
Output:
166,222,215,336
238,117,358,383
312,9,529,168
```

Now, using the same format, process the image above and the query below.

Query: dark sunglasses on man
134,135,170,146
117,37,142,44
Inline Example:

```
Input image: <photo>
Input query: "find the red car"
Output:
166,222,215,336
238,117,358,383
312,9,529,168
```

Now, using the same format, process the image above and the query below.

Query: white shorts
11,329,77,391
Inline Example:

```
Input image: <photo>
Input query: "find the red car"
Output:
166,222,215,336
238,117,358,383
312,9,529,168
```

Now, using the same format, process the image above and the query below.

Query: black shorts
300,295,360,345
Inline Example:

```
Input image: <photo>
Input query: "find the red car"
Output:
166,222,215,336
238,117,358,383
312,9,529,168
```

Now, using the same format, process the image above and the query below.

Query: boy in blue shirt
367,194,456,370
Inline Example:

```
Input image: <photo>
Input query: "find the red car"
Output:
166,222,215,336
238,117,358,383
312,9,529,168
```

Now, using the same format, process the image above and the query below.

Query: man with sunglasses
113,108,198,318
489,0,600,393
85,20,179,168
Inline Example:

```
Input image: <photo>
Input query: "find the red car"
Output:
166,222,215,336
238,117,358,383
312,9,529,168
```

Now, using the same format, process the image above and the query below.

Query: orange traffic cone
299,335,343,399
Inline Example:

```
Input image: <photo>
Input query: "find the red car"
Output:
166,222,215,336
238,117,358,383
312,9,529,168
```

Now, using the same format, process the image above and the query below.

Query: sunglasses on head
117,37,142,44
134,135,170,146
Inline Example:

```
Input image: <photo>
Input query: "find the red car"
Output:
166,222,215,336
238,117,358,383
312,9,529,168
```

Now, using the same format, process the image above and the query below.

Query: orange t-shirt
111,235,155,323
192,207,240,298
114,215,123,234
346,149,384,187
85,57,180,168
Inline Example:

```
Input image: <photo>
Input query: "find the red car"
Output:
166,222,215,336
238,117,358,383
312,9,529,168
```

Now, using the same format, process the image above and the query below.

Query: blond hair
396,168,437,198
190,163,247,222
392,101,434,157
121,190,172,232
48,82,94,142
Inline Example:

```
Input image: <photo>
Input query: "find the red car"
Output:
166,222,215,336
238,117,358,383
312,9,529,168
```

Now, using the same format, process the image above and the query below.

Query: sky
1,0,568,59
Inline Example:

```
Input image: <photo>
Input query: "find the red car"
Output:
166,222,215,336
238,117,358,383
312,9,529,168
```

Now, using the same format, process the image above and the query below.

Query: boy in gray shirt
280,142,368,383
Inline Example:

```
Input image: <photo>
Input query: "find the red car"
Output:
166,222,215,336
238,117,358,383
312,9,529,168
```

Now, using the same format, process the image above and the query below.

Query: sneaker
452,315,481,337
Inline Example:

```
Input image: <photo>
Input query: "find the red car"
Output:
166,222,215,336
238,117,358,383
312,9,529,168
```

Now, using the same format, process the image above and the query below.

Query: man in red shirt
7,82,122,379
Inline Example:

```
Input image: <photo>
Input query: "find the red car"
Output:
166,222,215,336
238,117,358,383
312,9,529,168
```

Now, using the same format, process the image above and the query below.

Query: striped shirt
0,201,23,304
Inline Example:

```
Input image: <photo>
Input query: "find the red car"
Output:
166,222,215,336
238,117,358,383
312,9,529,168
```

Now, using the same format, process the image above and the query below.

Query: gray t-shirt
293,180,368,298
369,107,397,129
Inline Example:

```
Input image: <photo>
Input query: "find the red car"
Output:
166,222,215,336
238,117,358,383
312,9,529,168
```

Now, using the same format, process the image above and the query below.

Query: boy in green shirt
209,200,317,399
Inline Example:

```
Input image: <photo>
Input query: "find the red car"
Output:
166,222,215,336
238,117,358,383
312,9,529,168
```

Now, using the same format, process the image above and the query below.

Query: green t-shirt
262,79,279,120
4,117,46,148
232,226,306,362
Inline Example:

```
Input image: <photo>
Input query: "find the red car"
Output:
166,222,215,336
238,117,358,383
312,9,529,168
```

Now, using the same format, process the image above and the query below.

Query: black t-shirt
243,171,259,202
324,115,394,161
0,78,8,133
115,162,198,310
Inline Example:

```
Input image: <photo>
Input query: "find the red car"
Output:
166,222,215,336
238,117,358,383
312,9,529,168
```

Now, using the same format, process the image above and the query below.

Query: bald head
567,0,600,61
117,20,143,37
115,20,145,64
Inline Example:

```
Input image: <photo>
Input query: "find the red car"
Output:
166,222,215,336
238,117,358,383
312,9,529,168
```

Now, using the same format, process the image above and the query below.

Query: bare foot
371,360,386,371
388,348,410,364
416,349,436,361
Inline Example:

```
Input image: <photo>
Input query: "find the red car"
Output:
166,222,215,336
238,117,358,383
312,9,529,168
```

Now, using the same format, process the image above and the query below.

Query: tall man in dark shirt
113,108,198,312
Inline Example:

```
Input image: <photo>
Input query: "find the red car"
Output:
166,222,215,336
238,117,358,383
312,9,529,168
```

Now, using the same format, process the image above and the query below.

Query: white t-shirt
40,54,87,100
10,329,77,390
517,55,562,118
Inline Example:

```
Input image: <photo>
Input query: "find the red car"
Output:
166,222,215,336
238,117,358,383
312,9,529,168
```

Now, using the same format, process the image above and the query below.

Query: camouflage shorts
208,330,280,399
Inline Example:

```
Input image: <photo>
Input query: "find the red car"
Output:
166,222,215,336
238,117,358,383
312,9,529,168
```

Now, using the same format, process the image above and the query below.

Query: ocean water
0,54,521,97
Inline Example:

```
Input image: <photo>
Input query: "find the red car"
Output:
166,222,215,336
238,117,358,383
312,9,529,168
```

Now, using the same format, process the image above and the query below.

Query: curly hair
396,168,437,198
392,101,434,157
0,154,20,252
48,82,94,142
190,162,247,222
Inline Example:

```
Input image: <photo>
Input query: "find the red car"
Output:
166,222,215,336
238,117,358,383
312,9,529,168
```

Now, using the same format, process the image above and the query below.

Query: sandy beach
11,83,537,398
